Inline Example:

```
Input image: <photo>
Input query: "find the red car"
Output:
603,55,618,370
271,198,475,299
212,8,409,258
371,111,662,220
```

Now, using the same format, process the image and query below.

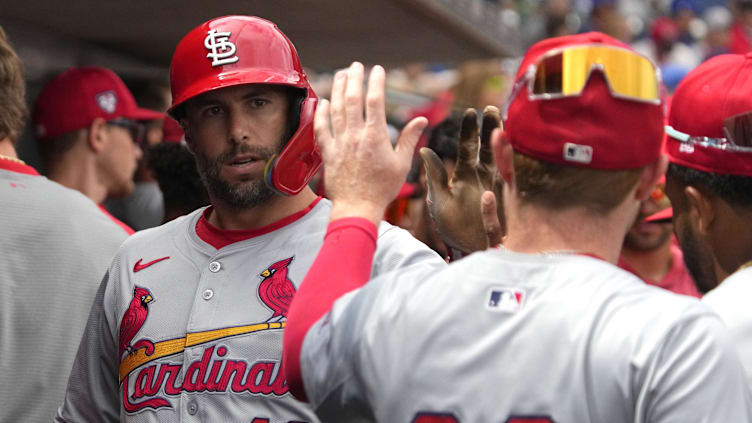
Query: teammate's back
323,249,746,421
0,163,129,422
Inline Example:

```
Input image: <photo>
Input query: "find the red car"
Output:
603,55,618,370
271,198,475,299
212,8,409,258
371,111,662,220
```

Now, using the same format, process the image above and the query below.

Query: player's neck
47,154,108,204
502,203,632,264
620,241,672,282
0,138,18,158
208,186,317,231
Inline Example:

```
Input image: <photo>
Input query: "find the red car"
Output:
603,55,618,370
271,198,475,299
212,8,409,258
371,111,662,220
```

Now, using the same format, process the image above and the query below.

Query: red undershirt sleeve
283,217,378,402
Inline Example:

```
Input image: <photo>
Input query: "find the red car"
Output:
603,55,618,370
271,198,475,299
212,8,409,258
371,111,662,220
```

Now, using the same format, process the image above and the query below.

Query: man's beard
623,221,672,251
194,142,278,210
679,223,717,294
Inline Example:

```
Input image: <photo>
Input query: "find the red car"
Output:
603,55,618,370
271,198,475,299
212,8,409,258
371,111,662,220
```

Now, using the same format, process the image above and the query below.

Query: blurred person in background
407,113,461,259
146,117,210,223
632,16,698,91
33,67,164,234
589,0,632,42
105,80,171,230
670,0,701,45
618,177,700,297
702,5,733,59
730,0,752,53
0,28,131,422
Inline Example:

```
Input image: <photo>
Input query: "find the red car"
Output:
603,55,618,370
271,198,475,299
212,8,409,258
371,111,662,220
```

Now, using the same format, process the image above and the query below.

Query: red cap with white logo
666,53,752,177
34,66,164,140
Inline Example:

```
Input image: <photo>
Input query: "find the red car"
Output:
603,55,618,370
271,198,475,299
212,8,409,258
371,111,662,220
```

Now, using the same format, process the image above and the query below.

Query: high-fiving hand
314,62,428,225
420,106,504,253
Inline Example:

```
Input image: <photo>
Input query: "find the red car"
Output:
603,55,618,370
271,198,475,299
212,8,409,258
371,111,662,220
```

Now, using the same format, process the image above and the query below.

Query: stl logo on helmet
204,29,239,67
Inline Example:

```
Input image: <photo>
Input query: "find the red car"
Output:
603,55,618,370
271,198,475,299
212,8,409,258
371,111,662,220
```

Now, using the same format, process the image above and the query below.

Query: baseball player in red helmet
283,32,752,421
653,53,752,390
55,15,444,422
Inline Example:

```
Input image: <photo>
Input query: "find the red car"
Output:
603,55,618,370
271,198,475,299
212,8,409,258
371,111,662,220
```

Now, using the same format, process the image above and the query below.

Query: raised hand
314,62,428,225
419,106,504,253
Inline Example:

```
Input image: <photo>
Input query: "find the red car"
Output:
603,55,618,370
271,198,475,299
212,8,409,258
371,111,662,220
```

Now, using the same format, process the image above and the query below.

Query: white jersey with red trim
300,248,752,422
702,265,752,391
0,160,129,422
55,198,445,422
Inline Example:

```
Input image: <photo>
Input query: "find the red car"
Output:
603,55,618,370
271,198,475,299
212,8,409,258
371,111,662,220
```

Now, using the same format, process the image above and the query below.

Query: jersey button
202,289,214,301
187,400,198,415
208,261,221,273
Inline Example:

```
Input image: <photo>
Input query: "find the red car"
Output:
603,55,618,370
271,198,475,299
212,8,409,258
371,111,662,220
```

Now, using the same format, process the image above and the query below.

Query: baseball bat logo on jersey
116,256,300,415
258,256,296,322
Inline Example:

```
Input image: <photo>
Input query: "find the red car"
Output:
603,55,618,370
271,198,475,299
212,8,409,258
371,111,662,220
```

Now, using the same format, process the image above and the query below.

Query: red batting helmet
168,15,320,196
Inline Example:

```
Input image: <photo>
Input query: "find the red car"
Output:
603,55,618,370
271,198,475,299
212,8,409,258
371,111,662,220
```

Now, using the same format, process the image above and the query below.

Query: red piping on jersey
98,205,135,235
283,217,377,402
0,157,39,175
196,197,323,250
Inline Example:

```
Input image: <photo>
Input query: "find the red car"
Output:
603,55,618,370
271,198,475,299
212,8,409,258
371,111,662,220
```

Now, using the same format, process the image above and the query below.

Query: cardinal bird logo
258,257,296,323
119,286,154,361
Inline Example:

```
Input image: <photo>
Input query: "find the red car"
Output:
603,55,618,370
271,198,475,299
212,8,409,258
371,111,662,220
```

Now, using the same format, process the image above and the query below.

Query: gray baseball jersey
0,160,129,422
55,197,445,422
702,265,752,391
300,248,752,422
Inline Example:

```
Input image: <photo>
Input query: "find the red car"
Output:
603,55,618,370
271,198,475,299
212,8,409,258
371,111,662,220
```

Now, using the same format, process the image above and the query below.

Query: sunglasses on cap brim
504,44,662,119
666,111,752,151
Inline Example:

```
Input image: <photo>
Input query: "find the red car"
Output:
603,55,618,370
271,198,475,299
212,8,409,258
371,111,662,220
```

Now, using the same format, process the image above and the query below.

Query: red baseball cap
34,67,164,140
504,32,665,170
666,53,752,177
645,207,673,223
162,117,185,144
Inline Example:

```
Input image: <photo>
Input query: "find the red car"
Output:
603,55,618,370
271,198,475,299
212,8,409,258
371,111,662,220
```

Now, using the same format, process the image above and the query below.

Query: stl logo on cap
95,90,117,114
204,29,239,67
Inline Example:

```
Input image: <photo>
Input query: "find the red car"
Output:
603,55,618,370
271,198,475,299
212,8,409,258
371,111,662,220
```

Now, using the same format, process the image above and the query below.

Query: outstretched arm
283,62,427,400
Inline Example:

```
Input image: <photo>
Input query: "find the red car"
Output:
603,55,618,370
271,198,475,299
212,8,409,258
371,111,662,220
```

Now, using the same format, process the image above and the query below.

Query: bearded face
181,84,292,210
193,141,278,209
677,220,717,294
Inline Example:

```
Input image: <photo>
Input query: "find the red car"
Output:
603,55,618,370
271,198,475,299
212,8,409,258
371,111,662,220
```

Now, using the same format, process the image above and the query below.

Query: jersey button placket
186,399,198,415
202,289,214,300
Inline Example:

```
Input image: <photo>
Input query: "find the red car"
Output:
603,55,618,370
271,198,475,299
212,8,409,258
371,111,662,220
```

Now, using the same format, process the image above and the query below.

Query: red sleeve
283,217,378,402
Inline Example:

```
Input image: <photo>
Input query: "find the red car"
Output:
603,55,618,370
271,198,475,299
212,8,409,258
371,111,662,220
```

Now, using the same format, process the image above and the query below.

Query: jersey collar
195,196,323,249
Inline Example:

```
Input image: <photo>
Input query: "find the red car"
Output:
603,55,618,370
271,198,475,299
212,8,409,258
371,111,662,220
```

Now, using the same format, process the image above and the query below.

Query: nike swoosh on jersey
133,256,170,273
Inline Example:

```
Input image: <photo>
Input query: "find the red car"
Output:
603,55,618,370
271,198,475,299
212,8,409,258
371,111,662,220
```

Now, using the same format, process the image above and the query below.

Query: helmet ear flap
264,95,321,196
284,87,306,147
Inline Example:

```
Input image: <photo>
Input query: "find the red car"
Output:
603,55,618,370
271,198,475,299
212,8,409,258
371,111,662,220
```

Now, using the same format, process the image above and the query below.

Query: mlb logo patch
486,287,526,313
563,142,593,164
95,90,117,114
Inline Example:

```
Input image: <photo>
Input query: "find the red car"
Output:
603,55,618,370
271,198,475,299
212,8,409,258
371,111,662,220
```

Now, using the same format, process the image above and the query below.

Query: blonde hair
513,151,642,215
0,26,27,143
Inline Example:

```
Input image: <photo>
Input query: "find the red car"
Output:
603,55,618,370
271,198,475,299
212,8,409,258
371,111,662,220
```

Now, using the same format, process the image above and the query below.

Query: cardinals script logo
118,257,299,414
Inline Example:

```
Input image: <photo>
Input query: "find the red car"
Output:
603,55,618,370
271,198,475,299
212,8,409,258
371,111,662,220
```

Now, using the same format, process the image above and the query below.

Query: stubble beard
678,223,717,294
623,223,672,252
194,142,278,210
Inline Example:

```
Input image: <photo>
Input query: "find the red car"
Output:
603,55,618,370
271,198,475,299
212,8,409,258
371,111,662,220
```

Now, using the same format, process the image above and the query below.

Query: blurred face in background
624,181,672,251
